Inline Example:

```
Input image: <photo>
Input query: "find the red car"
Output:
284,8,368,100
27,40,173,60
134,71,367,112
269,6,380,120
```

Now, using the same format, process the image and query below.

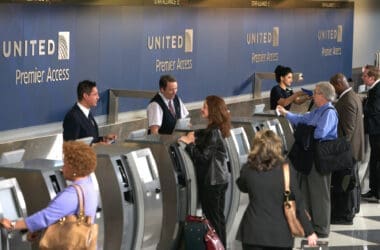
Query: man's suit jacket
335,89,365,162
63,104,101,142
364,82,380,136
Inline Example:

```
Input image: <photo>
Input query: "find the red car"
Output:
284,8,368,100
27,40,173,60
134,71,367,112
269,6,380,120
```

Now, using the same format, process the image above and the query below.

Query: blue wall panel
0,4,353,131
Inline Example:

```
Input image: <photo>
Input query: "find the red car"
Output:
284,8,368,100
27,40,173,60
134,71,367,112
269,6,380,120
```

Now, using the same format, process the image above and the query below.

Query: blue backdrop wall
0,3,353,131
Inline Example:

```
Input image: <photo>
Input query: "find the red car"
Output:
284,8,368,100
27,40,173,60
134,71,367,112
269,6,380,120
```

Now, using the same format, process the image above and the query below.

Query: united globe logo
58,31,70,60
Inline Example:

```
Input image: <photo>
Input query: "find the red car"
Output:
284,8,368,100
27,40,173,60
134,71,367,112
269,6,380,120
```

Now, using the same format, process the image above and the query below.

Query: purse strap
283,163,290,192
72,184,86,220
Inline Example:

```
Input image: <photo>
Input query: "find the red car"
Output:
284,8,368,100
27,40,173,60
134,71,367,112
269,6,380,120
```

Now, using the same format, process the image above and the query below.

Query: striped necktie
168,100,176,116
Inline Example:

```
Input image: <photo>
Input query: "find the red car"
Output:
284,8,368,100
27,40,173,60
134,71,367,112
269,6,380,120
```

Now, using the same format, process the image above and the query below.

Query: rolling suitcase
184,215,225,250
330,163,359,224
184,216,207,250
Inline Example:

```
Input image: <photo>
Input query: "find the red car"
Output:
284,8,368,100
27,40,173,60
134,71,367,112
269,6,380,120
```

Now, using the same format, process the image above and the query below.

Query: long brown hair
205,95,231,138
247,129,284,171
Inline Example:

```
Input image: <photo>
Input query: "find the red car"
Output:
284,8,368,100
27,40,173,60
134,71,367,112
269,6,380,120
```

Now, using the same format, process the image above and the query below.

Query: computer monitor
127,129,147,140
0,178,26,220
231,127,251,164
0,149,25,165
126,148,158,184
174,117,191,131
76,137,94,145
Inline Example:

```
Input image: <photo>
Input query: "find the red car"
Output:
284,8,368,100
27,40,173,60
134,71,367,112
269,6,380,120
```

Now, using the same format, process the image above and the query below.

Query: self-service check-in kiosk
0,159,105,250
0,177,30,250
95,145,162,250
124,134,197,250
225,128,250,247
231,116,289,153
253,110,295,153
0,159,66,216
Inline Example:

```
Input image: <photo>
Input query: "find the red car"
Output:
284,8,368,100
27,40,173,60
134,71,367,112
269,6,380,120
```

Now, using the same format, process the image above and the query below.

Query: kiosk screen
135,155,154,183
0,187,20,220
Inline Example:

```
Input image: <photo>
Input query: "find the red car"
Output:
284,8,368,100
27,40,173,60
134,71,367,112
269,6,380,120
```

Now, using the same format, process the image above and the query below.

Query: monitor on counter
0,178,25,220
126,148,158,184
0,149,25,165
175,117,191,131
127,129,147,140
76,137,94,145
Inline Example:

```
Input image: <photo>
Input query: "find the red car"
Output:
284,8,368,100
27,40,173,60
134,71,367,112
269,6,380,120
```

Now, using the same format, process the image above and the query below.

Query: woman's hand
307,232,318,246
0,218,12,230
178,132,195,144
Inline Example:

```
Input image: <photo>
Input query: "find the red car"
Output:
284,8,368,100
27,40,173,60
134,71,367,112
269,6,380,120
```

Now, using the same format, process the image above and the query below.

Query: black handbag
314,137,354,175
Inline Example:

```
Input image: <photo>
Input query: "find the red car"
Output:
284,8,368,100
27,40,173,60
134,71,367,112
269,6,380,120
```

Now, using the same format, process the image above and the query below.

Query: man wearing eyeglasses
361,65,380,201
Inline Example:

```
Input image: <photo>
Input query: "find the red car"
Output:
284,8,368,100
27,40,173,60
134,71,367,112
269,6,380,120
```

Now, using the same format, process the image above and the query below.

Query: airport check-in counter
231,116,290,153
94,145,162,250
124,134,197,250
0,177,30,250
253,110,295,153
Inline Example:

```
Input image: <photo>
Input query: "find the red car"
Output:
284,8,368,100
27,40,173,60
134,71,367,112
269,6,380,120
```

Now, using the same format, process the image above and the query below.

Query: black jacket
185,127,230,186
63,104,102,143
364,81,380,135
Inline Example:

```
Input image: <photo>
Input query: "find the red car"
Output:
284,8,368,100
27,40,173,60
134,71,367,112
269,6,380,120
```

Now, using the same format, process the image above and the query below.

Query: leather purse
283,163,305,237
39,184,98,250
204,218,225,250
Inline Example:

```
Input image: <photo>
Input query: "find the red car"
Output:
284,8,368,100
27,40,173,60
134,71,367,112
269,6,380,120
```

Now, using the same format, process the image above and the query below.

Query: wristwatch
10,221,16,231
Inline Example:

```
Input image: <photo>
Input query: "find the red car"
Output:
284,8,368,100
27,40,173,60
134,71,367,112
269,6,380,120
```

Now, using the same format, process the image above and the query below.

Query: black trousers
199,182,228,248
368,134,380,197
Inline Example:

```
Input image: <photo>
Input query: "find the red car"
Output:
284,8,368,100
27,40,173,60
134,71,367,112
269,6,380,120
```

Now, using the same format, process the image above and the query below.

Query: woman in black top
270,65,309,110
179,95,231,247
236,130,318,250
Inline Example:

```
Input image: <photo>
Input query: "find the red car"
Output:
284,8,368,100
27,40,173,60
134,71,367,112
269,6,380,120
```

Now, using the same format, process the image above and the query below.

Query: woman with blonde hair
236,130,317,250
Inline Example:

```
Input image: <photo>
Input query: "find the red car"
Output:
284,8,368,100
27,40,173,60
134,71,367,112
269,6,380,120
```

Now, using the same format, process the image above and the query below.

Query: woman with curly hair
0,141,98,248
179,95,231,247
236,130,317,250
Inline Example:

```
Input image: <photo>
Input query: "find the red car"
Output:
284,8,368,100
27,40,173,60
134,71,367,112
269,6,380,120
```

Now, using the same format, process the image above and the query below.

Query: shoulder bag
283,163,305,237
39,184,98,250
314,137,354,175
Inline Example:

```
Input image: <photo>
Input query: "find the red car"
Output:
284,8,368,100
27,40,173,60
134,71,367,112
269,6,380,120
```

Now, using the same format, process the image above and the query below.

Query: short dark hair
159,75,176,90
274,65,293,83
364,65,380,80
77,80,97,101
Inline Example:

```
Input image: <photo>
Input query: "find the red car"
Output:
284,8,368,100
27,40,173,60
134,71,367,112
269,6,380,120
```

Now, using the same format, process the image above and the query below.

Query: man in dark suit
63,80,116,143
330,73,365,223
361,65,380,200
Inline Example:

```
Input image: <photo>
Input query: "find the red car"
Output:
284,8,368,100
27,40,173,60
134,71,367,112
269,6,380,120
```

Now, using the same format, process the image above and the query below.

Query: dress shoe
361,191,375,198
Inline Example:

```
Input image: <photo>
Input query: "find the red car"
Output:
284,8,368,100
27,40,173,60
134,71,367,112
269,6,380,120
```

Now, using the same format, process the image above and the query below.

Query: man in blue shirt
277,82,338,238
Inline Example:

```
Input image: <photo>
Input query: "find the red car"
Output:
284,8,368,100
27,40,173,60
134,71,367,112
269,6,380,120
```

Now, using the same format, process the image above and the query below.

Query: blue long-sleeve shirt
286,102,338,140
25,176,98,232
